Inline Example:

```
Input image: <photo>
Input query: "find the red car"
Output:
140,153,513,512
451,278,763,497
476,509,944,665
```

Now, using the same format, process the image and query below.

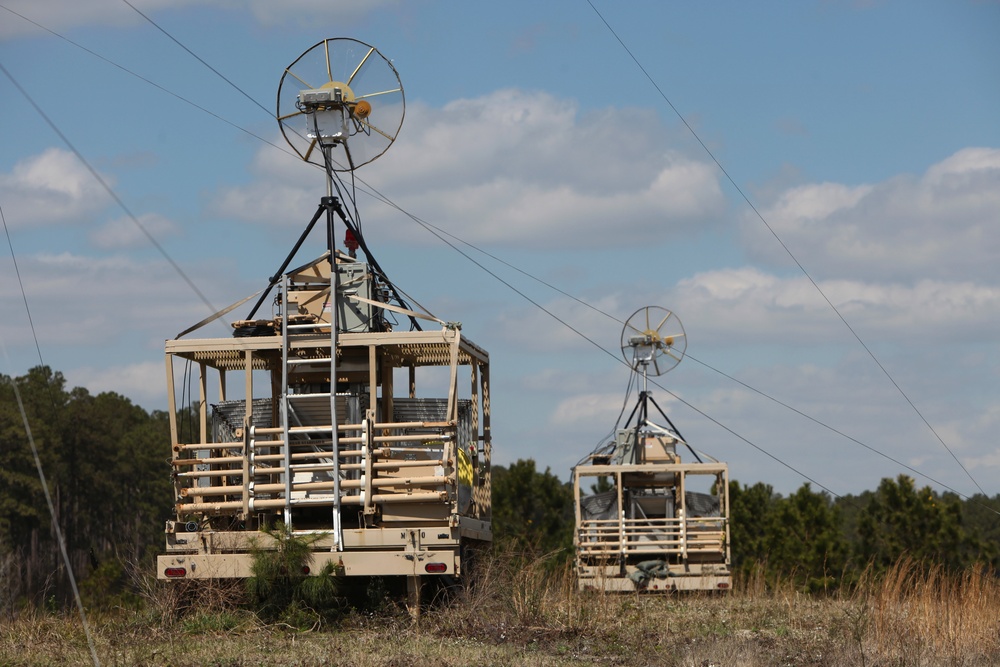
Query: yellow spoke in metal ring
278,109,306,122
358,118,396,142
303,137,318,161
286,68,315,90
347,47,375,86
357,87,402,99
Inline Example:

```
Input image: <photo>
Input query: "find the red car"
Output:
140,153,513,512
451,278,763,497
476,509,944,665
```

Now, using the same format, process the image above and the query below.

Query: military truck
158,244,493,595
572,306,731,591
157,40,492,601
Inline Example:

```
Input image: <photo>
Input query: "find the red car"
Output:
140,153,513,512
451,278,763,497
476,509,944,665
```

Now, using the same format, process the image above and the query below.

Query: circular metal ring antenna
277,38,405,171
620,306,687,376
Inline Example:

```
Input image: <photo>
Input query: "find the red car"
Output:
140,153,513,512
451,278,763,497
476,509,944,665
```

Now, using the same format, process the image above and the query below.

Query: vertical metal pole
572,469,582,555
633,362,650,465
326,194,343,551
679,471,688,564
218,369,227,403
722,469,732,568
165,355,180,520
617,470,626,576
198,363,208,447
281,275,292,529
245,350,254,518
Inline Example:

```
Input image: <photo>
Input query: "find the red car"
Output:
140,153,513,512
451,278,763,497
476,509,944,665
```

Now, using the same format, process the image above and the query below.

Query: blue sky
1,0,998,499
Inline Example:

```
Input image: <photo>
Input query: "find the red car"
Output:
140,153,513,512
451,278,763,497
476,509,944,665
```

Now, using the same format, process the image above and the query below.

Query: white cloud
89,212,179,249
671,267,1000,345
0,251,236,349
745,147,1000,282
763,182,873,228
479,261,1000,355
211,180,318,228
925,147,1000,182
370,91,726,248
207,141,324,226
550,392,623,431
68,360,166,404
212,90,726,249
0,148,111,226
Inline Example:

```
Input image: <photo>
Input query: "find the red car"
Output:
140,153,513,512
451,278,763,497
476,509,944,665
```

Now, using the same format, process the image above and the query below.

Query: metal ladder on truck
278,267,345,550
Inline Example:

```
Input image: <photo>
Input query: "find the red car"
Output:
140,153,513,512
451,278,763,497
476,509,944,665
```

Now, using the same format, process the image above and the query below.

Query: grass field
2,556,997,666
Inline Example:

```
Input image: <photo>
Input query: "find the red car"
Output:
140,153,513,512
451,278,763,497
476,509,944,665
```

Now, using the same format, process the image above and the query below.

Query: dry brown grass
1,554,996,666
849,558,1000,666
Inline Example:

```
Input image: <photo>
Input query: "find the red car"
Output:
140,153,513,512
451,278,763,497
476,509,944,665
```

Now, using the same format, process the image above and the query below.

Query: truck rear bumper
158,547,460,579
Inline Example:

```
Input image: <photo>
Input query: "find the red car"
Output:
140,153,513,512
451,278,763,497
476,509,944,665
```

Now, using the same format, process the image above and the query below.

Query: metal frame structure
572,307,731,592
158,247,492,585
573,450,731,592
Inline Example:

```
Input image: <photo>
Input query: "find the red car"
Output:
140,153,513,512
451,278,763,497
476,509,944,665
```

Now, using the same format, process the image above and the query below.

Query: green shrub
246,523,344,625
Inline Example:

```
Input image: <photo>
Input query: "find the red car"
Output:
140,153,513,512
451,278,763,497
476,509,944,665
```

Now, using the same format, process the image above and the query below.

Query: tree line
1,367,172,610
492,460,1000,590
1,367,997,610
